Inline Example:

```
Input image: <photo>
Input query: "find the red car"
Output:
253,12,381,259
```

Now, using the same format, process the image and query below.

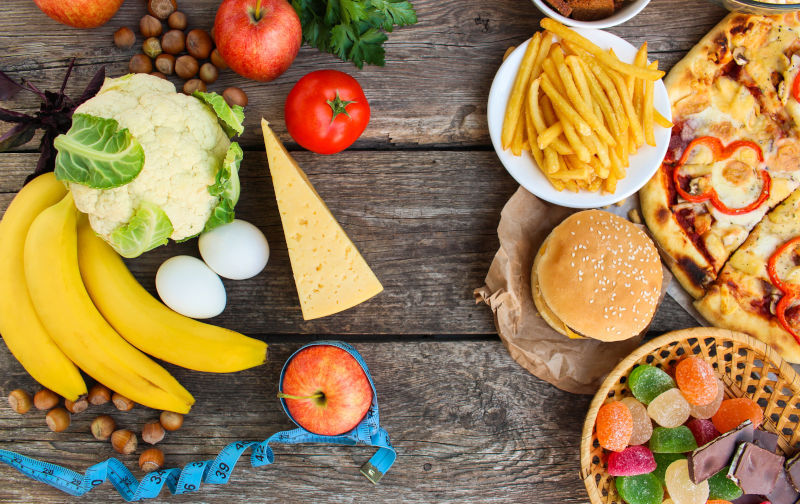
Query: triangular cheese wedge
261,119,383,320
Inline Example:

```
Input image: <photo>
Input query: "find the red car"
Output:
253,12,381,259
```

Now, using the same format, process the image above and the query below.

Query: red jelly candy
676,356,717,406
608,445,657,476
596,401,633,452
686,418,720,447
711,398,763,433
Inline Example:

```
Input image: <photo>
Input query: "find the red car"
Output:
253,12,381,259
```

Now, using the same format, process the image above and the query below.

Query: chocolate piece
689,420,754,483
788,452,800,492
732,495,770,504
568,0,614,21
543,0,572,16
767,469,800,504
728,442,784,495
753,429,780,453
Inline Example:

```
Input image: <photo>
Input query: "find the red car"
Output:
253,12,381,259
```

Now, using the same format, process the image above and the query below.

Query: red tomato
284,70,370,155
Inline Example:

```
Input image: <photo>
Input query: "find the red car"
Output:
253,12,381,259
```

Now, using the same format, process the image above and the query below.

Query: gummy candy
686,418,720,447
629,365,676,405
608,446,657,476
653,452,685,485
676,356,717,406
596,401,633,452
665,459,709,504
707,465,743,501
689,379,724,420
647,388,690,428
649,426,698,453
711,398,763,434
705,501,733,504
621,397,653,445
615,473,664,504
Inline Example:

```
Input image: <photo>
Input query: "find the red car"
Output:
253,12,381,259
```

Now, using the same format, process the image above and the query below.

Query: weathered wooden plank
0,0,727,149
0,340,593,503
0,152,697,335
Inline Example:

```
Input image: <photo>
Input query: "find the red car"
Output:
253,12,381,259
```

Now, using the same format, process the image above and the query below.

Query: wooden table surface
0,0,731,502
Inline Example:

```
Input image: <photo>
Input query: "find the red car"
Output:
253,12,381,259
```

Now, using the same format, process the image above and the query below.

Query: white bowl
487,28,672,209
532,0,651,29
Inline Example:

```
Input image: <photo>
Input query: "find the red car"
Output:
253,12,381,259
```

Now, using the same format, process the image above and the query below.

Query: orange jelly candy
711,398,763,433
596,401,633,452
675,357,717,406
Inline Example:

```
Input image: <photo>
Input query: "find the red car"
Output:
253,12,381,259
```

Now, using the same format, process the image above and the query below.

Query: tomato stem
327,91,356,123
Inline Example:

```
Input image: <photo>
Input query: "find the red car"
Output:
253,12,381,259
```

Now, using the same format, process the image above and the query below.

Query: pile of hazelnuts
113,0,247,108
8,386,184,474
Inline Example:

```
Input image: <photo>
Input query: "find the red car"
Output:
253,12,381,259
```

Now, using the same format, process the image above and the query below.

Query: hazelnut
199,63,219,84
34,389,59,410
210,49,228,71
159,411,183,431
161,29,185,55
91,415,116,441
186,29,213,60
183,79,206,95
143,37,162,59
112,393,135,411
111,429,138,455
147,0,177,20
64,397,88,414
129,54,153,74
167,11,187,30
114,27,136,49
139,15,162,38
142,420,166,444
154,53,175,75
223,87,248,108
175,55,199,79
8,389,32,414
150,71,167,79
46,408,70,432
87,384,111,405
139,448,164,472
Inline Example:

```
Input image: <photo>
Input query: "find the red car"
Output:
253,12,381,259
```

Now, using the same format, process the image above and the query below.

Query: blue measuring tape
0,341,396,501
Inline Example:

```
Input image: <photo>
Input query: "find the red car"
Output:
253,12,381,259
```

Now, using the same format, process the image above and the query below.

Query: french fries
501,18,670,194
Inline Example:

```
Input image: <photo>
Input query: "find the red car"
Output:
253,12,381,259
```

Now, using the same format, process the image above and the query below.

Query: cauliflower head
53,73,244,257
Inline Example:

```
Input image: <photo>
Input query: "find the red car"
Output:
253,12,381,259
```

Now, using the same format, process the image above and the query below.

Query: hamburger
532,210,662,342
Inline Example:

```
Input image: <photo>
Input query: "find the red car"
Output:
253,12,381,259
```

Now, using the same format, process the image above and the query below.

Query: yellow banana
77,214,267,373
24,194,194,413
0,174,86,400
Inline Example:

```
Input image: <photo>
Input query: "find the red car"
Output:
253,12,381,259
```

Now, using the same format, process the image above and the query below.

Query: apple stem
277,392,325,401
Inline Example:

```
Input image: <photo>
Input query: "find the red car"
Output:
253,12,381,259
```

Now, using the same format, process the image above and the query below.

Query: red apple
214,0,301,82
33,0,124,28
278,345,373,436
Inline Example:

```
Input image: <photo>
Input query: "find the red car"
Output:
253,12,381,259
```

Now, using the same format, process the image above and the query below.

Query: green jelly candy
708,465,743,500
652,452,686,485
629,365,676,405
649,426,698,453
615,473,664,504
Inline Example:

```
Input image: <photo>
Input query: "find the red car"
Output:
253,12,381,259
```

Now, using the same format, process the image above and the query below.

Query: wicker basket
580,327,800,504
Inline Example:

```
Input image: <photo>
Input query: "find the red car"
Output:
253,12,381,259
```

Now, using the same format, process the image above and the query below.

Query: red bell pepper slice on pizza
767,236,800,345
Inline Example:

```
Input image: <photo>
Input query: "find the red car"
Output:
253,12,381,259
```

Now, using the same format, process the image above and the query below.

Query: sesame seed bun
531,210,662,342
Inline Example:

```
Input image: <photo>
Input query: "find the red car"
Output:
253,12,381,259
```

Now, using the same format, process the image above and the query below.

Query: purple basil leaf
0,122,36,151
0,70,26,101
24,129,56,185
0,107,33,123
77,66,105,105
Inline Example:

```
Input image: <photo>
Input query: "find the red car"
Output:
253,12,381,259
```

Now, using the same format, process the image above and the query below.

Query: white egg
156,256,226,319
198,219,269,280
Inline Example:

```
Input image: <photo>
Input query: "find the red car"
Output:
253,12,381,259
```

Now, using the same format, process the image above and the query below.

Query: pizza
640,12,800,363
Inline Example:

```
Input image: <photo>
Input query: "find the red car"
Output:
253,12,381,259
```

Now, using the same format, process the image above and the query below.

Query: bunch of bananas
0,174,267,413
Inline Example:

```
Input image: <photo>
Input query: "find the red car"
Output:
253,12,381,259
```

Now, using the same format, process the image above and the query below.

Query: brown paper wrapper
475,187,671,395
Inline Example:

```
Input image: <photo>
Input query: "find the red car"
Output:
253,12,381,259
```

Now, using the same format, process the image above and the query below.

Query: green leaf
204,142,243,233
369,0,417,28
192,91,245,138
53,113,144,189
108,201,173,258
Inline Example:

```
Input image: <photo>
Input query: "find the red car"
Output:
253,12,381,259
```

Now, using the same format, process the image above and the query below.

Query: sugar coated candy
687,418,720,447
665,459,709,504
689,379,724,420
705,501,733,504
608,446,657,476
708,466,743,501
647,388,690,428
712,398,763,434
676,357,718,406
596,401,633,452
629,365,676,405
615,473,664,504
649,426,698,453
621,397,653,446
653,452,685,485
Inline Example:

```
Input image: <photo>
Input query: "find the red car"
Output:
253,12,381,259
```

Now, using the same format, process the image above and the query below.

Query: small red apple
214,0,301,82
32,0,125,28
278,345,373,436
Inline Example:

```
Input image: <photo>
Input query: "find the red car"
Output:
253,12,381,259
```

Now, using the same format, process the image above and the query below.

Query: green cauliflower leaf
204,142,243,233
193,91,245,138
109,201,173,258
